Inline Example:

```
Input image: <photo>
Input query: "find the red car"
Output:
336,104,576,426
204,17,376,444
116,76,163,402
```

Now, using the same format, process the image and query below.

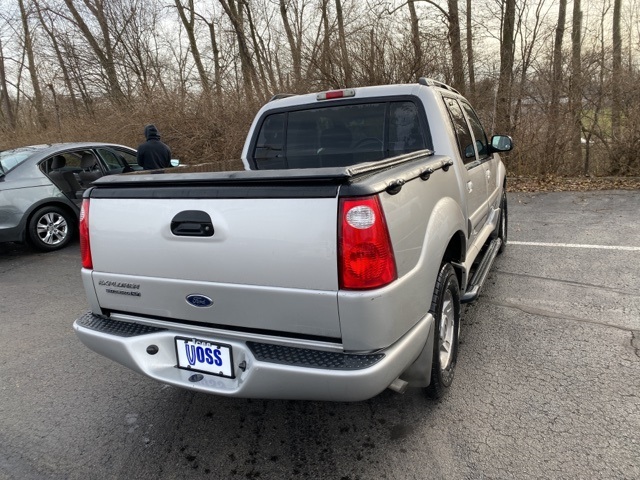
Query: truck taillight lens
79,199,93,269
339,196,397,290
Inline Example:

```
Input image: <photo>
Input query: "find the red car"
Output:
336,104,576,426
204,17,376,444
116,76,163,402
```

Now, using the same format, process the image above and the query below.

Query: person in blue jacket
137,124,172,170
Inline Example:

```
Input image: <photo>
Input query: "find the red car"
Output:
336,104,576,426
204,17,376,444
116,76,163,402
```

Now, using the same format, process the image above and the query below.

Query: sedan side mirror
490,135,514,152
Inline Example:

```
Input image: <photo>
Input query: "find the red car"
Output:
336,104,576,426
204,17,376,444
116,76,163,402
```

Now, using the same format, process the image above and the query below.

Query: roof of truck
267,78,461,108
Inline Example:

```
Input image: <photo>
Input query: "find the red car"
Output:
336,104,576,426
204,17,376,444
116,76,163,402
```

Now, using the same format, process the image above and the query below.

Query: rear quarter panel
338,167,465,351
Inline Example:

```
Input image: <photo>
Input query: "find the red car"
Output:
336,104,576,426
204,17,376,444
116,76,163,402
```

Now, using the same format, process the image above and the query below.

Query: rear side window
444,98,476,164
254,113,285,169
252,100,428,169
389,102,424,156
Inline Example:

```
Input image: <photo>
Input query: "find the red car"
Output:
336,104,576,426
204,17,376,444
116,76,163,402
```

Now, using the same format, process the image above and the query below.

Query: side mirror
170,159,180,167
490,135,514,152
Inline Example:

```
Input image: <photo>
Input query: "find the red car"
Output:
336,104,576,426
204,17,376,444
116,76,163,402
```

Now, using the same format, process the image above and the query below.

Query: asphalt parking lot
1,190,639,479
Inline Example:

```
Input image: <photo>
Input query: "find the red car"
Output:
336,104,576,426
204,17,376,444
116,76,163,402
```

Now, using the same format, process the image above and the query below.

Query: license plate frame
174,336,235,378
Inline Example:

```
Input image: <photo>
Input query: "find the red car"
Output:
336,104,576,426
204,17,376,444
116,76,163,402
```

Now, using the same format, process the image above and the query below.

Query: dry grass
0,94,256,172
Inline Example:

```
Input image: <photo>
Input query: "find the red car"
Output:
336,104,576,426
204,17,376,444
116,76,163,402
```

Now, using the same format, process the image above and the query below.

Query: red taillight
339,195,397,290
79,199,93,269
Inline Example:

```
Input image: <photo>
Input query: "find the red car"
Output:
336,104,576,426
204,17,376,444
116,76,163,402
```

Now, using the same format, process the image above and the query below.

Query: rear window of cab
252,100,431,169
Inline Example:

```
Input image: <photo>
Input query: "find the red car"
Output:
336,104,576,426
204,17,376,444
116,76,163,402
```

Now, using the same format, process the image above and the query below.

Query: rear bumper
73,312,434,402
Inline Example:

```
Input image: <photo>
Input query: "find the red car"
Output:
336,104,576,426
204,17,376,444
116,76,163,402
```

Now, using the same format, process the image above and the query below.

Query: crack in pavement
484,298,636,334
632,331,640,359
494,269,640,297
486,299,640,361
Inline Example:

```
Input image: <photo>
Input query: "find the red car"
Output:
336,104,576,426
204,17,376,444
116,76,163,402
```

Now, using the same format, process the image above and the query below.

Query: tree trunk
495,0,515,134
33,0,79,116
0,36,16,129
63,0,125,104
408,1,423,79
174,0,211,96
218,0,262,100
611,0,621,142
447,0,465,94
465,0,475,98
335,0,352,87
245,3,275,94
206,20,223,99
547,0,566,172
280,0,302,87
570,0,582,173
321,0,331,83
19,0,47,129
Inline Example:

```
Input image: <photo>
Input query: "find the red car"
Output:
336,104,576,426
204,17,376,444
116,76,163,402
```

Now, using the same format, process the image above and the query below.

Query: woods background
0,0,638,176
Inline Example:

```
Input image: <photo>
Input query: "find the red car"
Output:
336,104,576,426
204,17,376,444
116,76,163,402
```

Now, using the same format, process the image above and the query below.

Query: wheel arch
26,196,79,223
442,230,466,289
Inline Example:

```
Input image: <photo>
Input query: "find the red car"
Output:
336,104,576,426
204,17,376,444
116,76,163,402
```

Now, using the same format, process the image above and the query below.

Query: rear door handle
467,181,473,193
171,210,214,237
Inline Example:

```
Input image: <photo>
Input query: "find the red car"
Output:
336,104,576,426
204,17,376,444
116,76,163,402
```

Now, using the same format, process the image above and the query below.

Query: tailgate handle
171,210,214,237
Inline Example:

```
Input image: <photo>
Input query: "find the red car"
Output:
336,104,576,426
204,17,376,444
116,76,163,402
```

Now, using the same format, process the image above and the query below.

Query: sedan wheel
28,206,75,251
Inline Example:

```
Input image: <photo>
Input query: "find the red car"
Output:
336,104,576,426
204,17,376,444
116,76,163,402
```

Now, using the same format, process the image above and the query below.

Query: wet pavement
1,190,639,479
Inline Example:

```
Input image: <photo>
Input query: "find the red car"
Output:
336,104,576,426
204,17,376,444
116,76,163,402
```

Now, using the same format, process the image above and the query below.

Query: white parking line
510,241,640,252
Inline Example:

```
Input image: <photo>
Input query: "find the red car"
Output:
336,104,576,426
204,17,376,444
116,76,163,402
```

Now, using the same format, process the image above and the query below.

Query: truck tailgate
87,197,341,338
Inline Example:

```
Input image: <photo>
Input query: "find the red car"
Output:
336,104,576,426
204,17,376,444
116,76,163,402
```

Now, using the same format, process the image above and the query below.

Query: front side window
97,148,129,172
444,98,476,164
461,102,489,160
116,149,138,167
252,100,428,169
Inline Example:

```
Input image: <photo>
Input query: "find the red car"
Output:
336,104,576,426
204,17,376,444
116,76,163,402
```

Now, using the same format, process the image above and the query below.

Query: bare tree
62,0,125,103
0,35,16,129
280,0,302,88
33,0,79,115
446,0,464,93
408,0,423,79
495,0,516,134
570,0,582,172
335,0,352,86
547,0,566,171
218,0,262,99
174,0,211,96
465,0,474,97
611,0,621,141
205,16,223,99
18,0,47,128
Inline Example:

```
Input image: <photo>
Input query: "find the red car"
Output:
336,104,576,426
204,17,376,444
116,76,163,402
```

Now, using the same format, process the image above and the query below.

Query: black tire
497,188,507,254
28,205,75,251
425,262,461,399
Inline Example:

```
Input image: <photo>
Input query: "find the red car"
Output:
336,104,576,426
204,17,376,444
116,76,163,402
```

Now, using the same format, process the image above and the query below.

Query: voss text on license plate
175,337,234,378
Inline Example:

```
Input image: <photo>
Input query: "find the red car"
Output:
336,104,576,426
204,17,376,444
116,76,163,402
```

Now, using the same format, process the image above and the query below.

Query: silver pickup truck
73,79,512,401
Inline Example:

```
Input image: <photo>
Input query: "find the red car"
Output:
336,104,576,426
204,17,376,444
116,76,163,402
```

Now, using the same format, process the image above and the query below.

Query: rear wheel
28,206,75,251
425,263,461,399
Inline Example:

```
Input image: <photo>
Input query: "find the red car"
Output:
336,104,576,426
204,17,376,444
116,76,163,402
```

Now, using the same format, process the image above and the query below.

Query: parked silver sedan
0,143,139,251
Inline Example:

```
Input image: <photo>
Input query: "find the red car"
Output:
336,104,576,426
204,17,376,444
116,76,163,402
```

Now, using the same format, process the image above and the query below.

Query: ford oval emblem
186,294,213,308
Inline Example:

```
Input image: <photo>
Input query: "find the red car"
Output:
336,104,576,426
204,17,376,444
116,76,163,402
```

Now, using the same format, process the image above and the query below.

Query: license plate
175,337,234,378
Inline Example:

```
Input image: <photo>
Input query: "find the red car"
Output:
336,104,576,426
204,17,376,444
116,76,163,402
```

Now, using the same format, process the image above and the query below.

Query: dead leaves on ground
508,176,640,192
